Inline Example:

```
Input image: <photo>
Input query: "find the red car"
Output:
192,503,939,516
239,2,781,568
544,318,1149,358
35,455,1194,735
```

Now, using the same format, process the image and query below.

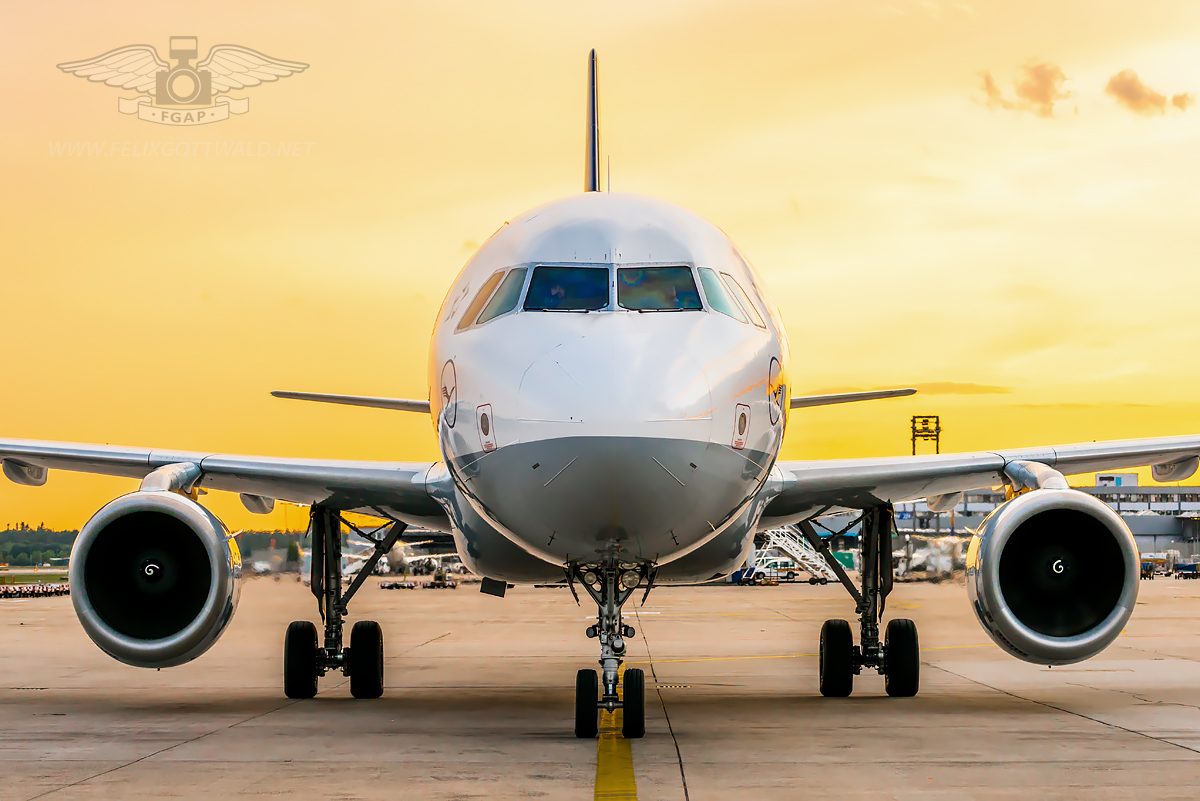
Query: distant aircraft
1,50,1184,740
318,533,454,579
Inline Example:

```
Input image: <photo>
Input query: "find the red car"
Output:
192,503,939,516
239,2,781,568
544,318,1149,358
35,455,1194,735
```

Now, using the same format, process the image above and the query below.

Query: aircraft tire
819,619,854,698
284,620,319,699
621,668,646,739
349,620,385,699
575,669,599,738
884,618,920,698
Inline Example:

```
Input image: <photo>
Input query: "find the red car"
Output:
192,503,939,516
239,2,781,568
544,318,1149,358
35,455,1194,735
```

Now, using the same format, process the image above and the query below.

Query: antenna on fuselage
585,49,601,192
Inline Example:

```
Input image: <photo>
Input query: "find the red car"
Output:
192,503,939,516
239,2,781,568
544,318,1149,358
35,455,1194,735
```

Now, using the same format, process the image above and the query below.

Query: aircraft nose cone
455,325,735,561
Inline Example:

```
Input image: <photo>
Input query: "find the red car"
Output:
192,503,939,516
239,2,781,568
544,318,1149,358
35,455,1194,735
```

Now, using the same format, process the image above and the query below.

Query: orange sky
3,1,1200,530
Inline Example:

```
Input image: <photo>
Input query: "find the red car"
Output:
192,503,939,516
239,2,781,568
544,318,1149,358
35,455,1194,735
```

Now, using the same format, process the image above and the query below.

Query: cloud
1014,62,1069,114
911,382,1012,395
1012,402,1151,409
1105,70,1193,115
980,72,1016,110
1105,69,1167,115
979,61,1069,117
806,382,1012,396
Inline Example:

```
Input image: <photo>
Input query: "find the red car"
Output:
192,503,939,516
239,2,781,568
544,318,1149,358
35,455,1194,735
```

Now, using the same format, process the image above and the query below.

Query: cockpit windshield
523,266,609,312
616,267,703,311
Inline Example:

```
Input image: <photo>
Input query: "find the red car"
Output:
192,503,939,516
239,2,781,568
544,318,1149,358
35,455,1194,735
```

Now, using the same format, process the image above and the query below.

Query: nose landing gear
800,506,920,698
570,561,651,739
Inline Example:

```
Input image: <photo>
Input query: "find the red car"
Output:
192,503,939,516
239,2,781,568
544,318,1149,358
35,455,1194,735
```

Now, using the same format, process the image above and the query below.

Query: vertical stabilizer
585,49,600,192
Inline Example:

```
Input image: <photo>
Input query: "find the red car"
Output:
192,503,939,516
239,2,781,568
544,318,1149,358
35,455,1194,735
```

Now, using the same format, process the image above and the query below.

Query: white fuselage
426,192,793,582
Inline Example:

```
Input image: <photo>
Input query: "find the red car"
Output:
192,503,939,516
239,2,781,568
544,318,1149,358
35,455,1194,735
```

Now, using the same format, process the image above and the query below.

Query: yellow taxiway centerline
594,665,637,801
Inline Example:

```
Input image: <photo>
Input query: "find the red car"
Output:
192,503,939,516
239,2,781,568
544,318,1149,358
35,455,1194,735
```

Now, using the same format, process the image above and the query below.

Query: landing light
620,572,640,589
582,570,600,588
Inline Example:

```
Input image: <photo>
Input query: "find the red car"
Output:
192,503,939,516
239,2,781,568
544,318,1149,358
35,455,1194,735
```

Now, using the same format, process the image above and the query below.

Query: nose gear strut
569,560,652,739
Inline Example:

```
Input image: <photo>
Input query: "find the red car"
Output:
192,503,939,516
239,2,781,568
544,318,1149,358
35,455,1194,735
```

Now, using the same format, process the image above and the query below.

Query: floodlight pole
911,415,941,456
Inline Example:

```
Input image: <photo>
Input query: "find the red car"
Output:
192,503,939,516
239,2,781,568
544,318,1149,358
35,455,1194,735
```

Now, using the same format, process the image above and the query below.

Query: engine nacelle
966,488,1139,665
69,491,241,668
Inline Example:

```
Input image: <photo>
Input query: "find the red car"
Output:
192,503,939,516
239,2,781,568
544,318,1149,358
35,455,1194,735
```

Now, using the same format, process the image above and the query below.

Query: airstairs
755,526,841,582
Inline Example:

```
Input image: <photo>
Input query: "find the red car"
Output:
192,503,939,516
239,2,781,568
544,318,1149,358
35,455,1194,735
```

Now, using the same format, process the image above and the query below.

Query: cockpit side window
476,267,528,325
697,268,747,322
524,266,610,312
455,270,505,332
721,273,766,328
737,250,783,323
616,267,703,311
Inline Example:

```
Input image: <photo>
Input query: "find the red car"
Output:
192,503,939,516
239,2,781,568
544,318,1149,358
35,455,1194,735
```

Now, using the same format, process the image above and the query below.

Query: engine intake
69,491,241,667
966,488,1138,665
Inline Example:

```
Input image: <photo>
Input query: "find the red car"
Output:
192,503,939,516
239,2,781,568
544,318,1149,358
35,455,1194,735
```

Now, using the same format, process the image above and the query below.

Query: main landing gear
799,506,920,698
283,506,405,700
569,561,652,739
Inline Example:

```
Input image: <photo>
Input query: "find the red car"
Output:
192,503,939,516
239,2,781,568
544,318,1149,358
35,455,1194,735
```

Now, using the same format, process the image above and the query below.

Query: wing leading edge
760,433,1200,527
0,438,449,530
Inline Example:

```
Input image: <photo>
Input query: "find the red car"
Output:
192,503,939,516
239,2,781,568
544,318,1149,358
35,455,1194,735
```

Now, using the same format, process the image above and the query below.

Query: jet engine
69,490,241,668
966,488,1139,665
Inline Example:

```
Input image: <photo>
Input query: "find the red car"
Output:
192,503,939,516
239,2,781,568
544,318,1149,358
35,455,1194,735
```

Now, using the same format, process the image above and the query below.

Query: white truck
754,556,799,582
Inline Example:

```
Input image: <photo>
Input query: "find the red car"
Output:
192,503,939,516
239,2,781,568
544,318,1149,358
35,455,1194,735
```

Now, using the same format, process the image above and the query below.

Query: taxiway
3,577,1200,799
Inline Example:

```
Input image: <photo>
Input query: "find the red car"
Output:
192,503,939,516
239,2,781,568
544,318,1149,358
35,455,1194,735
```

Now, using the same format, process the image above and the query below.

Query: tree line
0,526,306,567
0,525,77,566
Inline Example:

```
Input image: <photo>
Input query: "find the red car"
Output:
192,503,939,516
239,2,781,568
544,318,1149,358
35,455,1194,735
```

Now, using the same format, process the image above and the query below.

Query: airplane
337,533,456,577
1,50,1194,740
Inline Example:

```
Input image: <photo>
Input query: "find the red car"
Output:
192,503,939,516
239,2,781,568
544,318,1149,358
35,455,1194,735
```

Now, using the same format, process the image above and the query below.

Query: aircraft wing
0,438,449,530
760,434,1200,526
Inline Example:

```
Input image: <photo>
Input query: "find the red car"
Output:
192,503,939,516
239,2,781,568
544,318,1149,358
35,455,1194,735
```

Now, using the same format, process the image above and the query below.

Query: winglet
585,49,601,192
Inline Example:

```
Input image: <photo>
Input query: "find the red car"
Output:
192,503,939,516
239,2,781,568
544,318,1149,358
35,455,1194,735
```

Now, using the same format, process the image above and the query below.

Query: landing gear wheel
819,619,855,698
349,620,384,699
884,618,919,698
575,669,599,739
284,620,318,699
621,668,645,739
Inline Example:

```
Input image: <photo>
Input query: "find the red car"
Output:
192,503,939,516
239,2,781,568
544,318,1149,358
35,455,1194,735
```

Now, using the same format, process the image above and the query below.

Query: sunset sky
3,1,1200,530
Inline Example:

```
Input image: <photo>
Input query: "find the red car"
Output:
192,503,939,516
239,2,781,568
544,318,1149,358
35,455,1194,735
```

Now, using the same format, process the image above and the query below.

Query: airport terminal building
896,473,1200,557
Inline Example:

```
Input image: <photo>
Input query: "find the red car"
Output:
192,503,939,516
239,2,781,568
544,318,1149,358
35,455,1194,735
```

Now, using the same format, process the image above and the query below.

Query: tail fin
585,49,600,192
